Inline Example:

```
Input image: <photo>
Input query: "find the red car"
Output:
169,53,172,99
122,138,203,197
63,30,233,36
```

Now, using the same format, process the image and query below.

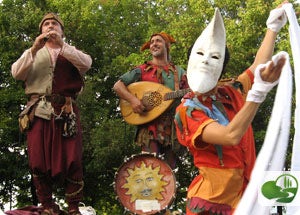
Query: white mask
187,8,226,94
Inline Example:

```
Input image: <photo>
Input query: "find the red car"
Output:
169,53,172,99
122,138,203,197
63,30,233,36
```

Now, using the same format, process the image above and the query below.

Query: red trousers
27,115,83,211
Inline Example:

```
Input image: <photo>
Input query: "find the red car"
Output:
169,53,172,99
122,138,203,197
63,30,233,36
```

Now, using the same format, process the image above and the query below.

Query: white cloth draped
234,52,292,215
234,3,300,215
284,3,300,215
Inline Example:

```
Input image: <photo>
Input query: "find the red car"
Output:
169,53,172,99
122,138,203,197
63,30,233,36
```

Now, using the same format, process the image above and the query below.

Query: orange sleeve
237,69,254,101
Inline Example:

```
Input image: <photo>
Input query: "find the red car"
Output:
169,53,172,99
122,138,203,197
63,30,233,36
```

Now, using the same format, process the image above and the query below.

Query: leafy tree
0,0,298,213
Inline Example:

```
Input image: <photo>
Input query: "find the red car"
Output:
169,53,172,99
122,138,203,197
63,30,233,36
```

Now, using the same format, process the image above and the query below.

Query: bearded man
113,32,189,169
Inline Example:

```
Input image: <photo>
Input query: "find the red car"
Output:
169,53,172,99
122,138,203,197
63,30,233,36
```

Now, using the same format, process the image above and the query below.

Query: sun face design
122,161,168,203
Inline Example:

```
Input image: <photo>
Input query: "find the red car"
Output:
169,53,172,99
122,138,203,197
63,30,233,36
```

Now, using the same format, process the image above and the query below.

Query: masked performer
175,4,287,215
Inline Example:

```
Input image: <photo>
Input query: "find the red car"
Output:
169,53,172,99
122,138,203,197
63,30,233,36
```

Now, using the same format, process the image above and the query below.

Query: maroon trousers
27,109,83,211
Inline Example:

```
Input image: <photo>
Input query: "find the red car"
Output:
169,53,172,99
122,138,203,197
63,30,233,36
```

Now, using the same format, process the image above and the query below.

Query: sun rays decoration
122,161,168,203
114,154,176,214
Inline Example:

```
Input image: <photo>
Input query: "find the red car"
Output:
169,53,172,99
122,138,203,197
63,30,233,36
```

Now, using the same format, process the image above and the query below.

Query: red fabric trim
138,62,160,83
218,85,245,114
188,197,232,215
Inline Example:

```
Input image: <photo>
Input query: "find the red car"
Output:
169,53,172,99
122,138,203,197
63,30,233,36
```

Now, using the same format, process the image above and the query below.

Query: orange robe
175,70,255,215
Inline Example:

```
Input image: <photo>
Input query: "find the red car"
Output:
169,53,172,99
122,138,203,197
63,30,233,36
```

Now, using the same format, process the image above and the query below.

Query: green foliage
0,0,298,213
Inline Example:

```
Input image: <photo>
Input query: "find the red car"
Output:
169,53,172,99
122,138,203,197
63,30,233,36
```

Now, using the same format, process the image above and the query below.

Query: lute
119,81,190,125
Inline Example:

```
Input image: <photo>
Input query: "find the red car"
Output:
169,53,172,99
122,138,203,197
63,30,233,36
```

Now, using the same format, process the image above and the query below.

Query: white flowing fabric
285,3,300,215
234,3,299,214
234,51,292,215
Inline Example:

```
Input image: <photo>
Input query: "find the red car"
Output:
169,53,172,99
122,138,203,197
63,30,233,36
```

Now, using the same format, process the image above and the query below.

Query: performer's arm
11,49,33,81
60,42,92,75
113,80,145,114
12,31,53,80
248,29,277,73
201,56,286,146
249,1,288,73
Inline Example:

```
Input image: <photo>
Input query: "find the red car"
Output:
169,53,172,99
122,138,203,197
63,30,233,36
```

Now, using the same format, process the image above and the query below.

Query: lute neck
164,88,191,100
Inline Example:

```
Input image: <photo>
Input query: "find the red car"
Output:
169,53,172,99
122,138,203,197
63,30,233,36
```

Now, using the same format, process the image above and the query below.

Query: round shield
114,153,176,214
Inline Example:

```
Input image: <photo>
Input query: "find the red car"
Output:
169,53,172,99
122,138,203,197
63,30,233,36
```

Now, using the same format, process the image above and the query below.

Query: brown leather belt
48,94,67,105
29,94,75,105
